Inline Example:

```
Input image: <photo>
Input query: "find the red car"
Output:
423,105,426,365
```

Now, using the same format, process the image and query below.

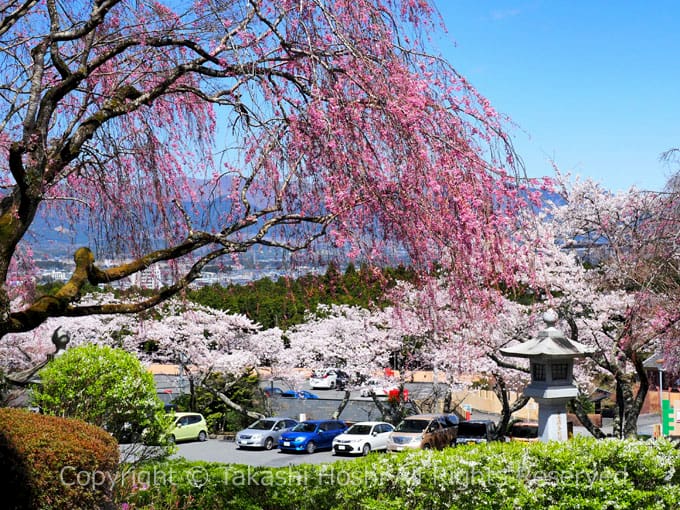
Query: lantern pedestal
535,398,572,441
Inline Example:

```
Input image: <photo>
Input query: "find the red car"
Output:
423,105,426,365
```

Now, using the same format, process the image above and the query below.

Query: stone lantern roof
500,309,595,359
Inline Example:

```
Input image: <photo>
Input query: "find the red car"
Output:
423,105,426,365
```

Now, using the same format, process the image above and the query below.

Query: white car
309,368,350,389
332,421,395,455
359,378,400,398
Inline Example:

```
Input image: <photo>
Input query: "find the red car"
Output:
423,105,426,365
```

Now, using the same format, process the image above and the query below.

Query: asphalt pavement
170,438,354,467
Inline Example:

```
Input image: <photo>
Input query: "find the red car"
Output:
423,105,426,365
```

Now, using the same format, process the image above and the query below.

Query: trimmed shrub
0,407,119,510
119,436,680,509
32,344,171,447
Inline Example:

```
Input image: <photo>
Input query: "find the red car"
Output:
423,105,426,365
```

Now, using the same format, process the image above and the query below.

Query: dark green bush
0,407,119,510
119,436,680,509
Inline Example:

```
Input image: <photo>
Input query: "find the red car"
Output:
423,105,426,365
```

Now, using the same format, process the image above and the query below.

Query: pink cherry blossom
0,0,539,341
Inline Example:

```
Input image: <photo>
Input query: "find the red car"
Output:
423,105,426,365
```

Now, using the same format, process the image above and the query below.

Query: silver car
235,417,298,450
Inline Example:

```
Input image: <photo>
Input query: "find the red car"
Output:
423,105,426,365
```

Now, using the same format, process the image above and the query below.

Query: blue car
263,386,284,397
280,390,319,399
278,419,347,453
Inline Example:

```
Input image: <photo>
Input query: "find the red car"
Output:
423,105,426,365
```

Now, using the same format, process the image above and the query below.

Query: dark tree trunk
332,390,351,420
569,398,607,439
492,375,530,440
615,353,649,439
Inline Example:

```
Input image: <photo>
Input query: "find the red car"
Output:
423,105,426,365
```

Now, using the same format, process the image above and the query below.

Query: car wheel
198,431,208,442
168,434,176,444
264,437,275,450
423,443,431,450
305,441,316,454
330,381,335,389
361,443,371,456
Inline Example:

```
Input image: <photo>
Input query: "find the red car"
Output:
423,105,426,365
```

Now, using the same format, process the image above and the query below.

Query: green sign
662,399,675,435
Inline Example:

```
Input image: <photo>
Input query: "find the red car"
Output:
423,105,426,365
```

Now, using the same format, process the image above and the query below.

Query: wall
452,389,539,421
271,397,393,423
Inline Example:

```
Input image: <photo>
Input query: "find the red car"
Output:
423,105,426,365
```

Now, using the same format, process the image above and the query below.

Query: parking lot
167,413,659,468
124,378,664,466
172,438,357,467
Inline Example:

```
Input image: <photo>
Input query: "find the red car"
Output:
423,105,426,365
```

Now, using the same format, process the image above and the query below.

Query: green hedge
0,407,119,510
119,437,680,509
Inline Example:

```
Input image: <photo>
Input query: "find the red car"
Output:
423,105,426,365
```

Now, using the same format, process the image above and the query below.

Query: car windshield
511,425,538,438
291,422,317,433
346,424,372,435
248,419,275,430
395,419,428,433
458,423,488,437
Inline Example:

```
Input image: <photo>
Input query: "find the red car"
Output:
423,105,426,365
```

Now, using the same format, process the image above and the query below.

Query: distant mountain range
26,217,90,259
26,186,565,260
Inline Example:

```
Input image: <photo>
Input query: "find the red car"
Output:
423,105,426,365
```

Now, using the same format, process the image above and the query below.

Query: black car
456,420,496,445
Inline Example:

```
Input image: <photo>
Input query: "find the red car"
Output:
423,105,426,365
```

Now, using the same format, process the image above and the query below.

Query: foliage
31,345,171,448
187,264,411,329
118,437,680,509
470,378,493,391
0,407,118,510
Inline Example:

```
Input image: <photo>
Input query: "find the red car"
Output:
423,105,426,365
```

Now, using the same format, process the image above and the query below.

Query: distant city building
35,257,325,288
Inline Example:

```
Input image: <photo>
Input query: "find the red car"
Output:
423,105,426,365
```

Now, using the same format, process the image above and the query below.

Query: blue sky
432,1,680,192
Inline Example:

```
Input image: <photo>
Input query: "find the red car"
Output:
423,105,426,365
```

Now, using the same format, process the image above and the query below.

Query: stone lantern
500,309,594,442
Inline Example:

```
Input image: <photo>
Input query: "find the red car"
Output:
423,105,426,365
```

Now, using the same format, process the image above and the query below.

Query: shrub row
120,437,680,509
0,407,119,510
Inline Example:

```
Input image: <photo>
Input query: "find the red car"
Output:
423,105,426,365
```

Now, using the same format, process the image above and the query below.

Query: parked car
263,386,284,397
359,378,402,398
167,412,208,443
309,368,351,390
278,419,347,453
506,421,539,442
332,421,394,456
280,389,319,399
236,417,298,450
456,419,496,445
386,413,458,452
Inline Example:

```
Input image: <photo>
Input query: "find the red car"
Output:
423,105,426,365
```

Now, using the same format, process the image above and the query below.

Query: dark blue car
280,390,319,399
278,419,347,453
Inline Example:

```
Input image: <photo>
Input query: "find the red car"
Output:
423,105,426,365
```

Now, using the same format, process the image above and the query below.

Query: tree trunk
189,376,197,412
615,353,650,439
332,390,351,420
569,398,607,439
205,386,264,421
492,375,530,440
